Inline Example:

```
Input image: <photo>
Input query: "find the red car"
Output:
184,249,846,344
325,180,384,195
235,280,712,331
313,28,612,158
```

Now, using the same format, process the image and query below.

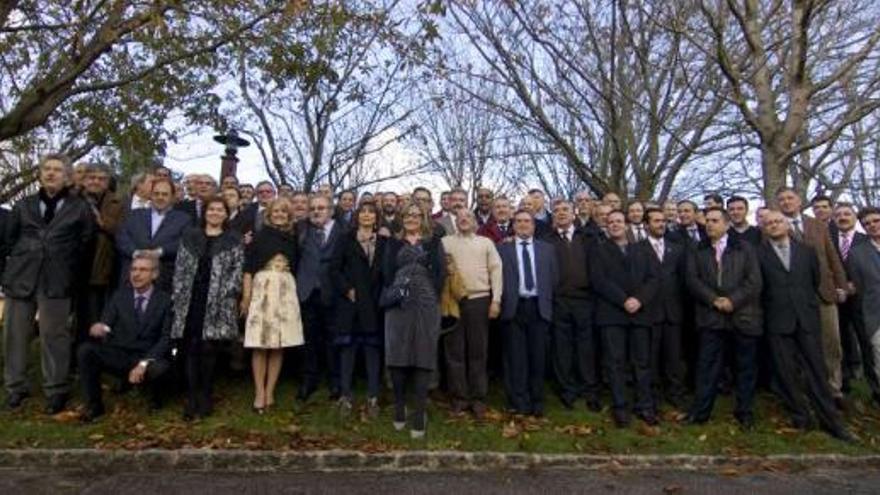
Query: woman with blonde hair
240,197,304,413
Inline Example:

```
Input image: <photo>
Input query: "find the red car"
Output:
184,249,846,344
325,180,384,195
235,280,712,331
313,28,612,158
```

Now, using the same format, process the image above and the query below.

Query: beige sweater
441,233,503,302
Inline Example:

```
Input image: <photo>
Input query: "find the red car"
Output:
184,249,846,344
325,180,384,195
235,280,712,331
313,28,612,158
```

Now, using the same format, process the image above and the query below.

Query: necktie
714,242,724,266
841,234,852,261
195,200,202,220
653,239,664,260
636,225,644,241
521,241,535,291
689,228,699,242
791,218,803,241
316,227,326,246
777,243,791,271
135,295,146,320
560,230,569,243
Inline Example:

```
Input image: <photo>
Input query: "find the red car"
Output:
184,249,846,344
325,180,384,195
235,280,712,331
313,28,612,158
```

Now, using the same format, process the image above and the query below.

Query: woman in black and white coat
172,196,243,420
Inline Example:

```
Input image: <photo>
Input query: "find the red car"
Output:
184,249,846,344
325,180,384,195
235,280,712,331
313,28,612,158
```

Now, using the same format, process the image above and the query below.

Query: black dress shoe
81,405,106,423
6,391,29,410
834,397,851,414
638,412,659,426
682,414,707,425
296,386,315,403
44,394,68,415
586,398,602,413
736,414,756,431
612,409,631,428
559,395,575,410
830,427,857,444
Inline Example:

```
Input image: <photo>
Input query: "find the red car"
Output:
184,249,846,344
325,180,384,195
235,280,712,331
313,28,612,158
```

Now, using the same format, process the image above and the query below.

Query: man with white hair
175,173,217,224
1,153,95,414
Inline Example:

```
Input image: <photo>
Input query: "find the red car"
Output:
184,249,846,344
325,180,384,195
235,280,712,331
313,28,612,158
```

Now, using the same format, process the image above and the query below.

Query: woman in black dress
171,196,243,420
331,201,386,418
382,204,445,438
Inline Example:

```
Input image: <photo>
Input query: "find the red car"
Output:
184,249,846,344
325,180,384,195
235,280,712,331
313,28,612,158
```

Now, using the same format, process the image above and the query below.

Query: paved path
1,468,878,494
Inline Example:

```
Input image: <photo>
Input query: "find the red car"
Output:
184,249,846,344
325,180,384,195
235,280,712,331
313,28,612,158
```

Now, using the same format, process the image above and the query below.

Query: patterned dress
244,254,304,349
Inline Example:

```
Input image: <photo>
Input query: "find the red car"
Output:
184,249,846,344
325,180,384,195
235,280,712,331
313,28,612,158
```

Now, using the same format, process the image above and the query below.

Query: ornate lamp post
213,129,250,180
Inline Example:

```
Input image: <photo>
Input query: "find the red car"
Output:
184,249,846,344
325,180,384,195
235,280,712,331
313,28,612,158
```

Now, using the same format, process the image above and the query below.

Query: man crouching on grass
77,252,172,422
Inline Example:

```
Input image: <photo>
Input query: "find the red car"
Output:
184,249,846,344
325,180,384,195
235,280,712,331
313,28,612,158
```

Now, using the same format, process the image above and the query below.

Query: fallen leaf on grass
774,427,799,436
52,410,81,423
502,421,521,439
720,466,741,477
88,434,105,441
636,423,660,437
555,424,594,437
698,433,708,442
663,484,683,494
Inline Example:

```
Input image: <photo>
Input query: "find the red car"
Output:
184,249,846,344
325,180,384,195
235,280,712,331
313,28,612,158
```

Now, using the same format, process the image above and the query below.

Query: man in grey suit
846,206,880,405
1,153,95,414
498,209,558,417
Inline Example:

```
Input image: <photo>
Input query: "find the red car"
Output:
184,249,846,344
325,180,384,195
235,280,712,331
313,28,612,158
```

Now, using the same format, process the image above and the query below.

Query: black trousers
444,296,491,403
183,336,218,416
77,342,169,410
651,321,686,405
552,297,599,403
600,325,653,414
839,298,862,391
301,292,340,394
851,307,880,399
339,344,381,399
390,366,431,430
75,285,109,343
768,326,846,433
690,329,758,422
503,298,549,414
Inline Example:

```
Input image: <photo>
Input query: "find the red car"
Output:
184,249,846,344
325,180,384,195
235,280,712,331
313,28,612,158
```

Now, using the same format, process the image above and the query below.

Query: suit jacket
174,199,200,225
728,225,762,247
99,287,172,361
685,236,762,335
474,209,494,227
116,208,192,289
477,218,513,244
846,241,880,337
757,239,821,335
85,191,125,286
830,228,867,264
625,224,649,244
798,215,848,304
574,217,602,240
1,191,95,298
670,223,707,247
437,214,455,237
590,240,658,327
642,235,686,324
498,238,558,322
296,219,348,304
330,231,387,335
0,207,8,270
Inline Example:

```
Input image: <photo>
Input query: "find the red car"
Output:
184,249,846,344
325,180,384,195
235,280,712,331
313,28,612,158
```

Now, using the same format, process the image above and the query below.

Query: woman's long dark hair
199,195,230,232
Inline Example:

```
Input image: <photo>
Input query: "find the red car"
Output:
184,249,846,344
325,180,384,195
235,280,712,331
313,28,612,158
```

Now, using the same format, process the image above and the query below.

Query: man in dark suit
498,209,558,417
335,189,357,226
296,194,348,401
2,153,95,413
777,186,849,408
757,211,853,441
175,174,217,224
684,207,762,429
591,210,659,427
116,178,191,292
643,207,687,409
477,196,514,244
547,200,601,412
238,180,276,235
727,196,761,246
832,202,868,394
671,200,707,246
77,253,172,422
845,207,880,405
0,207,8,266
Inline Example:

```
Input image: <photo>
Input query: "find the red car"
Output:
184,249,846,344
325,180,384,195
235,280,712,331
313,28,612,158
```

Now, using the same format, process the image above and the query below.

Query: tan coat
801,216,848,304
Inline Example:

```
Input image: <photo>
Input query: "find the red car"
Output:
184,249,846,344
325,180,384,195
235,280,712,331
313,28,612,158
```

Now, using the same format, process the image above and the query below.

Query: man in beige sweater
441,209,503,418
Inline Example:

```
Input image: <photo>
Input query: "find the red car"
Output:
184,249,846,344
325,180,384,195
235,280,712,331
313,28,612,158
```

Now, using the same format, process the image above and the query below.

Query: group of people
2,153,879,443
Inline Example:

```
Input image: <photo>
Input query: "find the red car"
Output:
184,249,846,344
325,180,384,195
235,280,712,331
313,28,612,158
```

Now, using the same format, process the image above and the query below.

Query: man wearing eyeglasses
474,188,494,227
241,180,276,234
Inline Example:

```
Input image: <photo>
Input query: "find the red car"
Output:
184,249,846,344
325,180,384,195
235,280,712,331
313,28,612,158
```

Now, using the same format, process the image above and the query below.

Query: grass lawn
2,355,880,455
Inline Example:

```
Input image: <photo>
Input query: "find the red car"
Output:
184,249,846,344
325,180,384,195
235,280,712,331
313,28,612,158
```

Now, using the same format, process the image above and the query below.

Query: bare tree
443,0,730,201
690,0,880,201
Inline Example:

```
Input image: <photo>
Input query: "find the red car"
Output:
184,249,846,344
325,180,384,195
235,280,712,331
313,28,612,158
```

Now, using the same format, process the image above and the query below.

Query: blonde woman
240,198,304,413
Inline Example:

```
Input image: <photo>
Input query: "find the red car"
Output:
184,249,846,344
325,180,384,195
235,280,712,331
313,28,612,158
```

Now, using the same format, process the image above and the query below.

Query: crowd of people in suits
2,153,880,443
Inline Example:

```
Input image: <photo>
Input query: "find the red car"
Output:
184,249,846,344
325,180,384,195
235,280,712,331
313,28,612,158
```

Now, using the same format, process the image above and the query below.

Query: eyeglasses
310,206,328,211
